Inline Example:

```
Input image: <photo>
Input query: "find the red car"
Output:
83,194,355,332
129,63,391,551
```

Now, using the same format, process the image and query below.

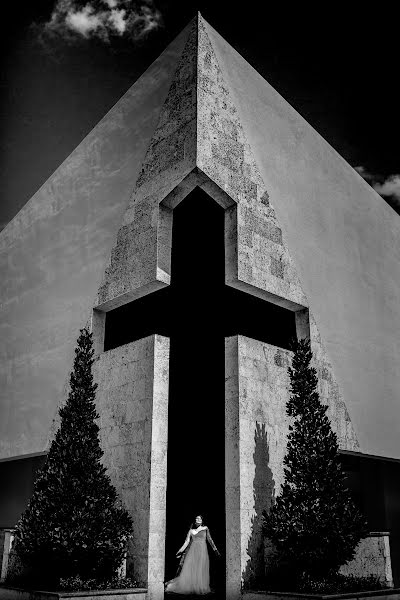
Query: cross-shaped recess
104,190,297,353
103,187,299,590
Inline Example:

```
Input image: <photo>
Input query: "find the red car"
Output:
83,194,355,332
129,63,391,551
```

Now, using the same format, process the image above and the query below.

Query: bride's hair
190,514,205,528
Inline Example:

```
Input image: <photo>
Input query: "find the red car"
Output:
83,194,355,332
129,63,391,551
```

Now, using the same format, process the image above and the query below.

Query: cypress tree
263,338,368,580
13,327,133,584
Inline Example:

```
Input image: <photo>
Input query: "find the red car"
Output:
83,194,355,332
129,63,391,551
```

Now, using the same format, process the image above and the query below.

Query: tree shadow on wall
242,422,275,590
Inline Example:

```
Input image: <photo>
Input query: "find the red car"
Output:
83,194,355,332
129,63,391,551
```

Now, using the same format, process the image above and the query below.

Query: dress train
165,528,211,595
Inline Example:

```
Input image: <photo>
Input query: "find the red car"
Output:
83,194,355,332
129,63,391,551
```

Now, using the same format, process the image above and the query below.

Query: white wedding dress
165,528,211,595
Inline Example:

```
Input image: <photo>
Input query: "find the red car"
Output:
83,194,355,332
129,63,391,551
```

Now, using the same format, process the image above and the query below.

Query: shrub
58,575,138,591
264,568,390,593
296,572,390,594
263,338,369,579
12,327,133,586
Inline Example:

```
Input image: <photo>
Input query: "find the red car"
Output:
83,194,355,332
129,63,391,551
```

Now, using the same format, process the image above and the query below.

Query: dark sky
1,1,399,230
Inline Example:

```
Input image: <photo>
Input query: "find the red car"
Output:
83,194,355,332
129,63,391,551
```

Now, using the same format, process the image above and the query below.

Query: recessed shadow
242,422,275,590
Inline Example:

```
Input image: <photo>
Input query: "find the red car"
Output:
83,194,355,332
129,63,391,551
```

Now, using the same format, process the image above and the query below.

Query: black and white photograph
0,3,399,599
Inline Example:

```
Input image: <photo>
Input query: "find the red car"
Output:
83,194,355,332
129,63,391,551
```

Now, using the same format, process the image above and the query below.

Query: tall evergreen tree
13,327,133,584
263,338,368,579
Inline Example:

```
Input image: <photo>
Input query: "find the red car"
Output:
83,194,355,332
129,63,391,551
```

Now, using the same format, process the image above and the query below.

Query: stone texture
309,313,359,451
196,19,307,311
0,529,14,582
94,16,358,465
93,335,169,600
205,18,400,459
91,17,362,599
95,20,198,312
225,335,359,599
339,533,393,586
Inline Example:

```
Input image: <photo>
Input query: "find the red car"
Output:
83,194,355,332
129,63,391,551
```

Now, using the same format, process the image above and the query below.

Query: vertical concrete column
295,308,310,341
147,337,170,600
225,335,293,599
225,336,242,600
0,529,14,582
91,308,106,357
93,334,169,600
383,534,394,587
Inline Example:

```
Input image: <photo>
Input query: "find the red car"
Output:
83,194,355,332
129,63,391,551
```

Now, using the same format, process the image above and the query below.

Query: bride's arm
206,527,221,557
177,530,191,555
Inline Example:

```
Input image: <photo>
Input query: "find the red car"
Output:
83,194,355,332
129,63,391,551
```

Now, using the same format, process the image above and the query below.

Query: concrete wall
339,533,393,586
225,335,360,599
0,24,191,460
197,19,307,311
205,19,400,459
93,335,169,600
340,452,400,587
95,21,198,312
0,529,14,582
0,12,364,468
225,336,291,600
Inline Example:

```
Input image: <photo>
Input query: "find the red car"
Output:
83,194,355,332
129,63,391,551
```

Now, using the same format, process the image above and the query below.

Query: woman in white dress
165,515,221,595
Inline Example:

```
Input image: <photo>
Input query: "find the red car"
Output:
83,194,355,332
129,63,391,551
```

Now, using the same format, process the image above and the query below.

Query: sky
1,1,399,231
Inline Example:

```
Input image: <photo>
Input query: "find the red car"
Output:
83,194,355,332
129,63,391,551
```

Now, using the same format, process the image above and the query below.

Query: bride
165,515,221,595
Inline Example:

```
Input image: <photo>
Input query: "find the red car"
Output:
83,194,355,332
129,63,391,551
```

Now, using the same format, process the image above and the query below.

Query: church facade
1,14,400,599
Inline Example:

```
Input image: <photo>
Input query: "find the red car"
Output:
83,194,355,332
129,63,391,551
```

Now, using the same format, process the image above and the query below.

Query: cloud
354,166,375,182
65,5,103,37
373,175,400,199
355,166,400,214
108,8,127,34
355,166,400,200
40,0,162,43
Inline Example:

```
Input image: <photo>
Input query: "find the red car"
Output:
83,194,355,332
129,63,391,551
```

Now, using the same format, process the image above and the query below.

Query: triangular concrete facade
94,14,359,457
96,13,400,460
0,13,399,462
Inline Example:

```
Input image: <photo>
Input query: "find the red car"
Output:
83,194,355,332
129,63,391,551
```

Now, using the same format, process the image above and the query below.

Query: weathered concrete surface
340,533,393,587
93,335,169,600
95,16,357,466
0,530,13,582
204,19,400,459
0,22,191,460
197,19,307,311
225,336,358,599
95,20,198,311
0,12,366,466
1,7,399,466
